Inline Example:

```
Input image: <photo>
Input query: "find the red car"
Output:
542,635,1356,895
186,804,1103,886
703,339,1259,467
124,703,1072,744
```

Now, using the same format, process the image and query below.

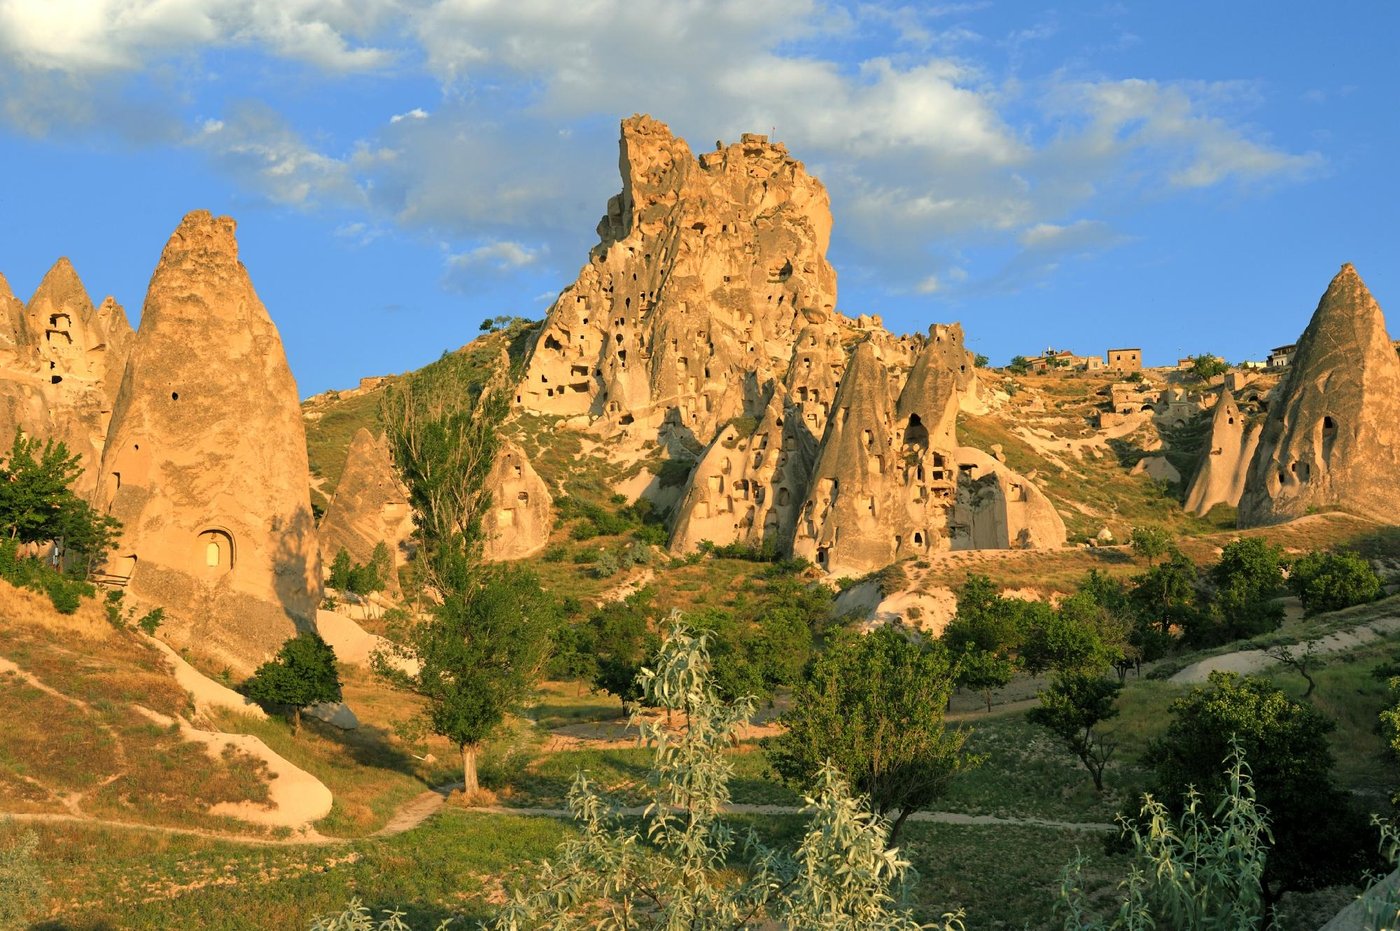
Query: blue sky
0,1,1395,396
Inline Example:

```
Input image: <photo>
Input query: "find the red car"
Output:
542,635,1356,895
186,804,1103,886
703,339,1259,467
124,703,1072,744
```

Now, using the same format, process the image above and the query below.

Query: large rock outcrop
317,428,414,592
1184,390,1259,517
480,441,554,561
519,115,841,447
1238,263,1400,527
0,260,133,494
97,211,321,671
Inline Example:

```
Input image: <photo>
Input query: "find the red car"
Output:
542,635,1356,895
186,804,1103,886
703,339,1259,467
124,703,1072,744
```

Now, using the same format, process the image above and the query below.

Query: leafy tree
1007,355,1031,375
1187,353,1229,382
481,620,964,931
952,645,1015,713
0,430,120,575
376,564,558,795
1265,642,1323,698
1130,546,1199,636
1129,525,1171,566
1021,592,1127,676
328,547,354,591
1194,538,1285,644
241,632,342,735
973,353,990,368
1028,673,1121,790
1145,671,1374,910
770,625,981,842
587,588,662,710
1058,742,1270,930
1288,550,1382,615
378,352,556,795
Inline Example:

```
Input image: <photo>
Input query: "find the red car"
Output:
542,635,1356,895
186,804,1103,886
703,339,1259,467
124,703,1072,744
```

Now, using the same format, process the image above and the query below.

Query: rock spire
97,211,321,671
1184,390,1259,517
1238,263,1400,526
318,428,414,593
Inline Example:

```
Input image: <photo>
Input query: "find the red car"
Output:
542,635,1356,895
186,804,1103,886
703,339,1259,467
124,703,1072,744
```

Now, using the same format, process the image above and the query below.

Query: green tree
241,632,342,735
587,588,662,710
770,625,981,842
1145,671,1374,911
1129,525,1171,566
0,430,120,574
1288,550,1382,615
1028,673,1121,790
1187,353,1229,382
1130,547,1199,637
1007,355,1031,375
1058,742,1270,930
377,564,558,795
378,351,555,795
973,353,990,368
1021,592,1126,676
328,547,354,591
1193,538,1286,645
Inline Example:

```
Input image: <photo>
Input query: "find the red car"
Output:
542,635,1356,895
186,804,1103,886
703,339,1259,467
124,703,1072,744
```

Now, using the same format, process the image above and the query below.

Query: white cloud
192,102,365,206
389,107,428,123
0,0,397,74
448,240,542,270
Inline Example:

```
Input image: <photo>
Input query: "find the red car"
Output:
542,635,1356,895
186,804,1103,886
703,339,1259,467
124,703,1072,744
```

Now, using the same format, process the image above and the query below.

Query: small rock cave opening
902,414,929,449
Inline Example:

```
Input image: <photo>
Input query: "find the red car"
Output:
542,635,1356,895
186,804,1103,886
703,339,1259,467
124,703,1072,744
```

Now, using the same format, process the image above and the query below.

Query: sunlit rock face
318,427,414,593
519,115,1065,573
98,211,321,672
1238,264,1400,527
1185,391,1259,517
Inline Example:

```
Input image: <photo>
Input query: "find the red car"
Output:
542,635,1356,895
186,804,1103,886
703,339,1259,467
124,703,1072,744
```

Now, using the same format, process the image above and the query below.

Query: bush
1288,550,1382,615
241,632,343,735
137,607,165,635
0,822,44,929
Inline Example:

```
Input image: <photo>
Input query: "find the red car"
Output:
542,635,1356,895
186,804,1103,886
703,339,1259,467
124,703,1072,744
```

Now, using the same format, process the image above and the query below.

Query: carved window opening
903,414,928,448
199,529,234,572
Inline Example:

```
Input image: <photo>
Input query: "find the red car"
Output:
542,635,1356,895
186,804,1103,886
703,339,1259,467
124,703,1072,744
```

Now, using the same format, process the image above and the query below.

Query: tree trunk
889,808,913,846
461,742,479,796
293,706,302,736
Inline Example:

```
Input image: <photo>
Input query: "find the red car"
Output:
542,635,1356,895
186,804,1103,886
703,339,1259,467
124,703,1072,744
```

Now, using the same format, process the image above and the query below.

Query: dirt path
1171,614,1400,684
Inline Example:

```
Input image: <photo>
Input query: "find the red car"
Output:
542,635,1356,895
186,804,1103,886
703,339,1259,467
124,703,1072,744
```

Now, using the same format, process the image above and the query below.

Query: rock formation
1238,263,1400,527
97,211,321,671
521,116,1065,574
519,115,842,447
0,260,133,494
1184,390,1259,517
317,428,414,592
480,441,554,561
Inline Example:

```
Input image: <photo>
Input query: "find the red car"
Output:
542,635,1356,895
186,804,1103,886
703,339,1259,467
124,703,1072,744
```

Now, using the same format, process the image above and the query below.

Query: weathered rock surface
97,211,321,672
480,441,554,561
0,260,133,494
519,115,843,447
1238,264,1400,527
318,428,413,592
519,116,1063,574
1185,390,1260,517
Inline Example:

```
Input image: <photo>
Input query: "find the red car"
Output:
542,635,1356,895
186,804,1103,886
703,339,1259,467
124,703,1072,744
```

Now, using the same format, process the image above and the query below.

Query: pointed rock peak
29,256,94,315
0,272,12,302
1313,261,1385,328
160,210,240,265
96,296,133,336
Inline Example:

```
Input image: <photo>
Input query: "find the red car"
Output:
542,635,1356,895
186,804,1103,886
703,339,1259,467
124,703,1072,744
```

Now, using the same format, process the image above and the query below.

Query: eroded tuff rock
1185,390,1260,517
521,116,1063,573
0,260,132,494
97,211,320,672
519,115,844,447
318,428,414,593
480,441,554,561
1238,263,1400,527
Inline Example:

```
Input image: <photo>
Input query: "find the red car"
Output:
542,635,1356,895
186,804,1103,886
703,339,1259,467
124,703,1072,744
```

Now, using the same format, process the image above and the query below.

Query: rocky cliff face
0,260,132,494
520,116,1064,573
480,441,554,561
1184,390,1259,517
318,428,414,593
1238,263,1400,527
97,211,321,671
519,115,845,448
